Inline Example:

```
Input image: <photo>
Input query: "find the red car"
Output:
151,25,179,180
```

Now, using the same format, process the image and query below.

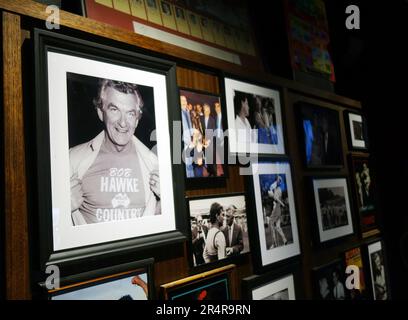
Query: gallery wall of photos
1,0,389,300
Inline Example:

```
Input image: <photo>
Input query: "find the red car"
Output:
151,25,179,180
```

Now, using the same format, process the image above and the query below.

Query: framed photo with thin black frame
366,239,391,300
344,110,369,151
242,263,302,300
349,154,380,238
310,177,354,244
246,160,301,273
160,264,235,300
312,259,349,300
178,87,228,184
33,29,187,273
44,258,155,300
296,102,344,169
223,76,286,156
186,193,250,270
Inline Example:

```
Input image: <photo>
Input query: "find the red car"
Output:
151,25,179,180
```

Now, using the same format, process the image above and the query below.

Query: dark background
249,0,408,299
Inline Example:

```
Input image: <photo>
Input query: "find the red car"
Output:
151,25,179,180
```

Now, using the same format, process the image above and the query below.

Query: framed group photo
311,177,354,244
46,258,154,300
312,259,349,300
160,264,235,300
224,77,285,155
344,111,369,151
296,102,343,169
34,29,186,270
248,161,301,272
179,88,227,181
186,193,250,268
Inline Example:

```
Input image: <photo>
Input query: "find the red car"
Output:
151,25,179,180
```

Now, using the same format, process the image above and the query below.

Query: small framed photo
349,154,379,237
344,111,369,150
248,161,301,272
179,88,227,180
311,177,354,243
34,29,187,270
224,77,285,155
343,246,369,299
296,102,343,169
160,264,235,300
312,259,349,300
46,258,154,300
367,240,390,300
242,265,301,300
187,193,249,268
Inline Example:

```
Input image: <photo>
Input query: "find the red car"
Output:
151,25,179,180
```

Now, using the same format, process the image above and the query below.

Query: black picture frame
241,262,303,300
42,258,155,300
309,176,355,245
344,110,369,151
312,259,350,300
222,73,287,157
33,29,187,273
365,238,391,300
160,264,235,300
246,159,301,273
295,101,344,169
178,87,229,187
185,192,250,271
348,154,380,238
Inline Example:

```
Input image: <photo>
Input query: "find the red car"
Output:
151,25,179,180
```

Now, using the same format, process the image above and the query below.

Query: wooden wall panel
3,11,31,300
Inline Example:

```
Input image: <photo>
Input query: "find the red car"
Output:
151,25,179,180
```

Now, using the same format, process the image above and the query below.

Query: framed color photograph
187,193,249,268
47,258,154,300
344,246,368,300
224,77,285,155
160,264,235,300
312,177,354,243
312,259,349,300
34,29,186,270
349,154,379,236
296,102,343,169
179,88,226,180
367,240,390,300
344,111,369,150
242,265,301,300
248,162,300,272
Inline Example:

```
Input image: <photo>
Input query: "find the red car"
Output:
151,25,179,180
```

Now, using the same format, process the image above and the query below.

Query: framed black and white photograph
312,259,349,300
367,240,390,300
187,193,249,268
34,29,186,270
248,162,300,271
47,258,154,300
224,77,285,155
349,154,379,236
242,268,299,300
179,88,227,180
344,111,369,150
296,102,343,169
160,264,235,300
312,177,354,243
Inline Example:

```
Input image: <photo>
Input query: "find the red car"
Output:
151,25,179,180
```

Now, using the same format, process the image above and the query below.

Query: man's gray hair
93,79,144,111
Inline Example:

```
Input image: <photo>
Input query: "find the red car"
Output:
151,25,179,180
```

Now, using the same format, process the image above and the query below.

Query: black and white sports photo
312,178,354,243
188,194,249,267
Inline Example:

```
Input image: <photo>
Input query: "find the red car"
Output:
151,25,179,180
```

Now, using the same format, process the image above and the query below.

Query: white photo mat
47,51,176,251
224,78,285,155
252,274,295,300
251,162,300,267
313,178,354,243
367,240,383,300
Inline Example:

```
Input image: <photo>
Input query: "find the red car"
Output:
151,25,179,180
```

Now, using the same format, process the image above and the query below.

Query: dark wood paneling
3,11,31,300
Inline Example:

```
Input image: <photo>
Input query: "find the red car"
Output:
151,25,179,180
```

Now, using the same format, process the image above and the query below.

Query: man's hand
70,174,84,212
131,275,148,298
226,247,233,256
149,170,160,198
